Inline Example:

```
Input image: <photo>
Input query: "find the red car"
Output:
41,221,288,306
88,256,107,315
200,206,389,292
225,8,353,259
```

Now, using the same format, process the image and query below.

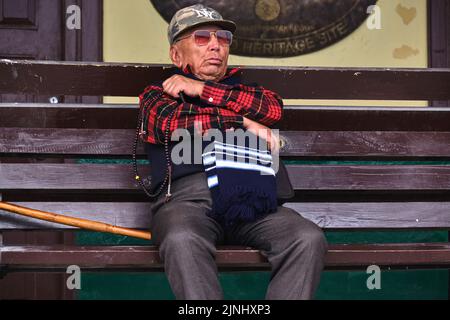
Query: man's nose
207,33,220,50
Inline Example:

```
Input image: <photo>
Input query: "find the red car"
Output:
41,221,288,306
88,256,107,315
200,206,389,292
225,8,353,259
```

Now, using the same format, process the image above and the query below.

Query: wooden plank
287,165,450,190
284,202,450,229
2,128,450,158
325,243,450,267
0,164,146,191
0,60,169,98
1,60,450,99
1,243,450,269
0,103,138,129
0,128,135,156
281,131,450,158
280,106,450,131
3,104,450,132
1,164,450,191
0,245,260,269
1,202,450,230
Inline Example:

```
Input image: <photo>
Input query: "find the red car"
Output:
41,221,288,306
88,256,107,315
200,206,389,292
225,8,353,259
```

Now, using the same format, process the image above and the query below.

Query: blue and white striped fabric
201,138,278,227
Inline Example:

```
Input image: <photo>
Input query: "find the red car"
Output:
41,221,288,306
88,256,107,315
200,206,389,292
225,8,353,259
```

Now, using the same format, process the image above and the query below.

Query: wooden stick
0,201,151,240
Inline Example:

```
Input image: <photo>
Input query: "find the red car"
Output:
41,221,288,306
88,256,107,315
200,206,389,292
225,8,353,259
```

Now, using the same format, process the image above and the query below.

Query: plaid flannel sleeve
139,85,244,145
199,81,283,127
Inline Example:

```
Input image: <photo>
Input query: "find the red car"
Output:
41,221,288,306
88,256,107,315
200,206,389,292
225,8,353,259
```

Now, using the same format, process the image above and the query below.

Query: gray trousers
150,172,328,300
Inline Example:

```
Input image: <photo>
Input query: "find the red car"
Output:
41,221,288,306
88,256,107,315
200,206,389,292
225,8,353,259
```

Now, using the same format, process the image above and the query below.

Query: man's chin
199,66,226,81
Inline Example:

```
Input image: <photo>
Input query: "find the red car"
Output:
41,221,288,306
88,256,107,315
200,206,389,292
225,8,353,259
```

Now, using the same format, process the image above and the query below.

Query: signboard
151,0,377,57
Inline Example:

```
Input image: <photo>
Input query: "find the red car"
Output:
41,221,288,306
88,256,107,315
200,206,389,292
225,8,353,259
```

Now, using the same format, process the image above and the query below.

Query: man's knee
284,213,328,256
300,225,328,255
159,226,217,259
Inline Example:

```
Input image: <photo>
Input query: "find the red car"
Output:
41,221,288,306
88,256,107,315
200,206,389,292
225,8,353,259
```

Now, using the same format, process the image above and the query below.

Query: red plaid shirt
139,67,283,144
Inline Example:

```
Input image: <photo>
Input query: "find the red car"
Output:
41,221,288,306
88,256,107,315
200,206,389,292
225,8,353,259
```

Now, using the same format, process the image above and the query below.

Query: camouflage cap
168,4,236,45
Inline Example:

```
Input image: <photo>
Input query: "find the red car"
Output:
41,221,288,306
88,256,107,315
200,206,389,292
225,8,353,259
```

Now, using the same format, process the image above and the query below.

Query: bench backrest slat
1,164,450,191
2,201,450,230
3,104,450,131
1,60,450,99
1,128,450,158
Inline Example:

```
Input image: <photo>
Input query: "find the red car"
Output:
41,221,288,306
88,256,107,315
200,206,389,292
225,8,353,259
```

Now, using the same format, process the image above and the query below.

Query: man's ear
170,45,182,68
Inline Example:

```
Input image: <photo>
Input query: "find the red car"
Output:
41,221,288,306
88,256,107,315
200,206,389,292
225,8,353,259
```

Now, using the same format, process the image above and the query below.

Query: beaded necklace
132,93,183,203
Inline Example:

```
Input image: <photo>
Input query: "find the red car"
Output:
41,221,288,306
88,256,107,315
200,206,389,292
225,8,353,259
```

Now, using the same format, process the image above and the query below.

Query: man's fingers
271,134,280,154
163,75,203,98
254,127,277,154
163,76,177,93
163,76,186,98
162,75,177,89
163,81,180,98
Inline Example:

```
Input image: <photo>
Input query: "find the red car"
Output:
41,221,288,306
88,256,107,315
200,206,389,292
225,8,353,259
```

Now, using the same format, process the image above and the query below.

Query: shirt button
208,97,214,103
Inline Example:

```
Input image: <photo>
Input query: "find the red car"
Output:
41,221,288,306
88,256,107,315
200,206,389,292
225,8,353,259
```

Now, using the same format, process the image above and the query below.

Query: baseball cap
168,4,236,45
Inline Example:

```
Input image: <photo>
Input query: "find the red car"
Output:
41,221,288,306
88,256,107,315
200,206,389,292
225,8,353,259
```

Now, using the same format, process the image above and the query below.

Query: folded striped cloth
201,134,278,227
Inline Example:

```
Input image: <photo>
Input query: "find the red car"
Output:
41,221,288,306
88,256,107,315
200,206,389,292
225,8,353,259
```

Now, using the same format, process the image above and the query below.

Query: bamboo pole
0,201,151,240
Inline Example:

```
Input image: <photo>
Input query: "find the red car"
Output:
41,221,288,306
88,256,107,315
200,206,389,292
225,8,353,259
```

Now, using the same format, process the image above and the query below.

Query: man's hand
162,75,205,98
243,117,280,154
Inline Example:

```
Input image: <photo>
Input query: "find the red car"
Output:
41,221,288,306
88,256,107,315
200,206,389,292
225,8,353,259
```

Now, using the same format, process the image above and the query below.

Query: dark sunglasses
175,29,233,46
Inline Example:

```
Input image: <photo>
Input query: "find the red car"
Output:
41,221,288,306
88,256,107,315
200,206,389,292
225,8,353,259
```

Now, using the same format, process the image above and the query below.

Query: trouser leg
227,206,328,300
150,172,224,300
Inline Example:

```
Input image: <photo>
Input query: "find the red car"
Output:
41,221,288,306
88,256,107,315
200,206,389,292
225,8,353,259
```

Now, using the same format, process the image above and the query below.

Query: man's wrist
200,81,231,106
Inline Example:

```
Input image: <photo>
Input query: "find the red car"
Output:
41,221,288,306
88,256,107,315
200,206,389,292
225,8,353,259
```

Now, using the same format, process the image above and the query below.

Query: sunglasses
175,30,233,47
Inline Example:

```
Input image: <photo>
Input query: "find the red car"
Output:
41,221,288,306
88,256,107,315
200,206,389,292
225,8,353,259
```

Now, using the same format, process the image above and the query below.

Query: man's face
170,25,230,82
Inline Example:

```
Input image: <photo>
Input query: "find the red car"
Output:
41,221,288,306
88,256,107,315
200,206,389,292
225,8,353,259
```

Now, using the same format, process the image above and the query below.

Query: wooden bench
1,59,450,276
